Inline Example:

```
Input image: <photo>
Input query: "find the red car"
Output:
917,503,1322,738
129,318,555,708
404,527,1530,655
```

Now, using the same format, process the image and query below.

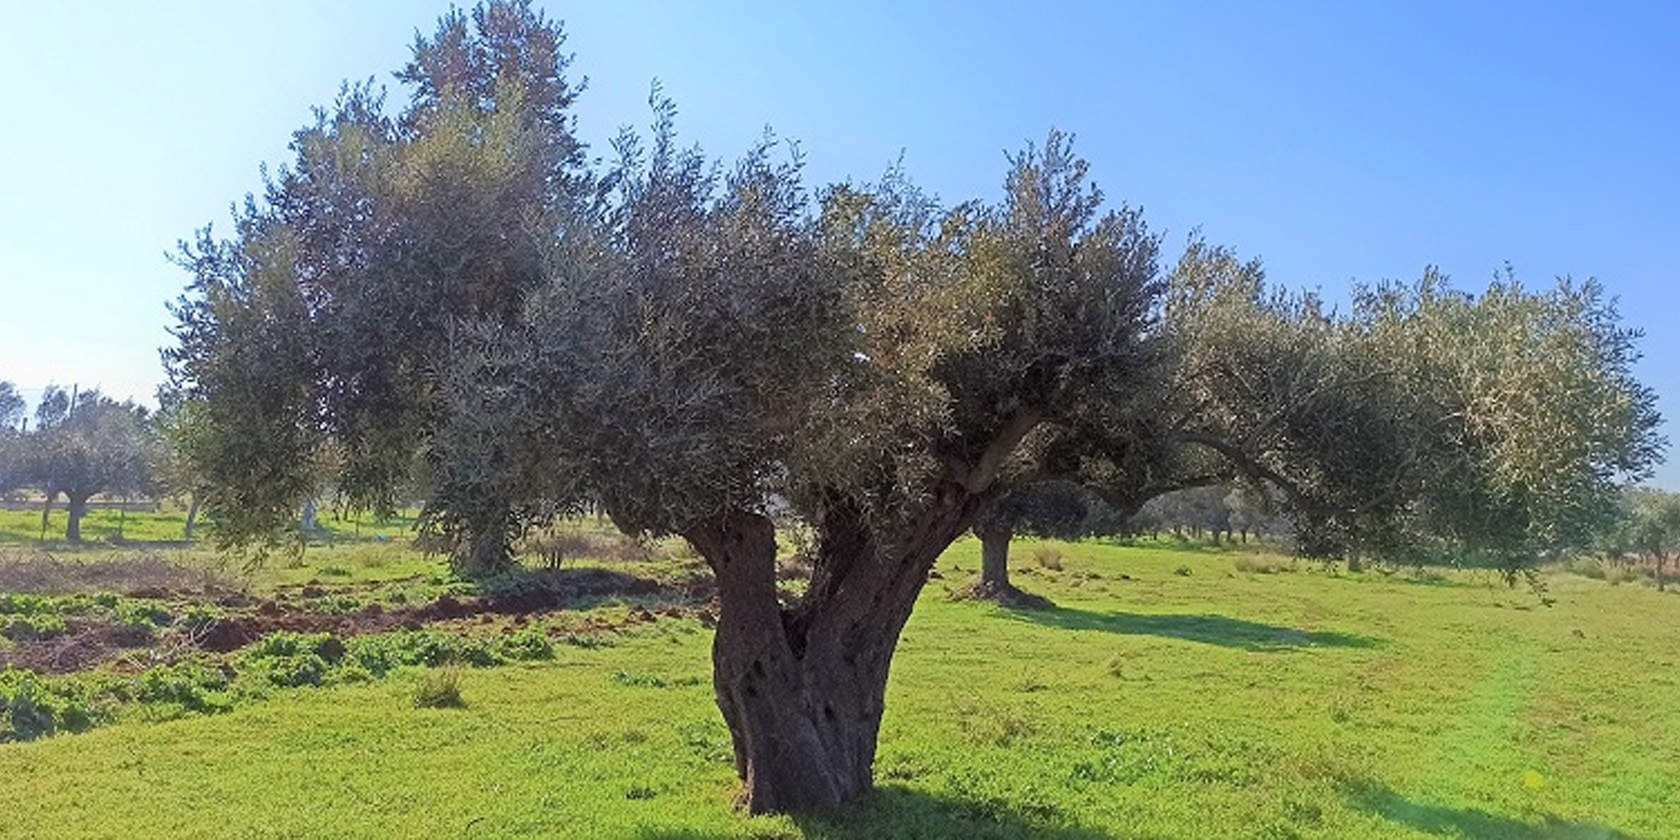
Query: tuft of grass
1174,565,1193,576
1104,652,1128,679
1031,545,1064,571
412,666,465,709
1234,556,1298,575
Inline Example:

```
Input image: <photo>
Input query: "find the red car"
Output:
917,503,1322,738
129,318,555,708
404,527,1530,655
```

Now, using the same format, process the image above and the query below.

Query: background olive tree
19,387,153,542
166,0,587,566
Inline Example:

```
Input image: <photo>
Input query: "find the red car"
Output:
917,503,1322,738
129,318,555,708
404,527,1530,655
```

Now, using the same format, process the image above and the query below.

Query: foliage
4,387,154,540
975,481,1108,543
495,622,555,661
0,380,25,493
165,0,587,567
1620,487,1680,589
0,668,101,742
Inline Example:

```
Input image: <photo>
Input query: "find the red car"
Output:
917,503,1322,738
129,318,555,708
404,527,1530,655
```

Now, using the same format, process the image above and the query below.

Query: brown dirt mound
962,580,1057,610
3,568,717,673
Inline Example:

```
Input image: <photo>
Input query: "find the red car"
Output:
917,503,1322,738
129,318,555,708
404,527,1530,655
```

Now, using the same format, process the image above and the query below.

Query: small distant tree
971,481,1101,598
1629,490,1680,591
0,382,22,430
1224,484,1277,543
24,387,153,542
0,381,25,496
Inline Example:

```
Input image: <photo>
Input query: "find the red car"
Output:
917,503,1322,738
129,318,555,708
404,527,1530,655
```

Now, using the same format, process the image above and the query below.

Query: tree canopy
165,0,586,554
13,387,153,541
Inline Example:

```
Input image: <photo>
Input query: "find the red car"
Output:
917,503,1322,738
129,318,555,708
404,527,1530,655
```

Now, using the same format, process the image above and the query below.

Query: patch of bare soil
2,567,717,675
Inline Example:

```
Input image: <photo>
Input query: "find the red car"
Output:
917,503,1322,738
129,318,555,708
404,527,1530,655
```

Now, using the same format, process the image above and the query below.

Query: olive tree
23,388,153,542
1628,489,1680,591
970,481,1100,598
0,381,25,496
172,9,1663,815
165,0,586,566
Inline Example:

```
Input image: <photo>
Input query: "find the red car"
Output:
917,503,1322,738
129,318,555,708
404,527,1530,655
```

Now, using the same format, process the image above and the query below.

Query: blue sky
1,1,1675,486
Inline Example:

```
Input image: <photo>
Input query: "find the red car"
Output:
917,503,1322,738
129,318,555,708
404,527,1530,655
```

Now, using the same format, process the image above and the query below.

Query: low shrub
1032,546,1064,571
310,595,366,615
181,604,224,634
114,599,173,629
135,662,232,713
0,668,101,742
2,613,68,642
0,593,54,615
346,629,500,677
413,666,465,709
240,632,345,688
496,624,555,661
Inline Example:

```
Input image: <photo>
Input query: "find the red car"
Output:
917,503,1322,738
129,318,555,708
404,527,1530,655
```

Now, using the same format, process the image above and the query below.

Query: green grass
2,537,1677,838
0,505,419,549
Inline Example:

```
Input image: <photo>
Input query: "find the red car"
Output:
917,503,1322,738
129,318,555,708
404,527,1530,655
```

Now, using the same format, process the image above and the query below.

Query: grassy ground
1,523,1677,839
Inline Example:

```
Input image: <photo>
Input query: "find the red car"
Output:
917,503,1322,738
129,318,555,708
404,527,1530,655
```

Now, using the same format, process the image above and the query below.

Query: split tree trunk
65,494,89,543
685,490,981,814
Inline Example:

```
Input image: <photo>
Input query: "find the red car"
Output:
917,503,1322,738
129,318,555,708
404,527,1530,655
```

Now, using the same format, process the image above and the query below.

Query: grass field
0,517,1676,839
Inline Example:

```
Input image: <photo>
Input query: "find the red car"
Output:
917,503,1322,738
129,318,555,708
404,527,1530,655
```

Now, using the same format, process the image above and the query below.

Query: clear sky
1,1,1675,486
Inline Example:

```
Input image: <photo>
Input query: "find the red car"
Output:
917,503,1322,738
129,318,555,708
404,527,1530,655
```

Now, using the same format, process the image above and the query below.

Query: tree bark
685,490,981,814
184,493,202,540
65,494,88,543
979,525,1013,591
463,526,513,577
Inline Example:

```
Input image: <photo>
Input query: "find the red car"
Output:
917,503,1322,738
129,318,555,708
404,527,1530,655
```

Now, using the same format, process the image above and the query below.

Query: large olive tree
426,121,1660,810
171,6,1663,815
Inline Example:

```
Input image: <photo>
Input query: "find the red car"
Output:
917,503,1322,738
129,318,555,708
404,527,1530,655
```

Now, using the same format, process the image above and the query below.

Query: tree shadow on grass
1001,605,1380,651
635,785,1114,839
1348,783,1643,839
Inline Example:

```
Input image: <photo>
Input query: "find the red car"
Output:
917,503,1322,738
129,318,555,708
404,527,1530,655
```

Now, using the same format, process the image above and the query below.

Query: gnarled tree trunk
684,489,982,814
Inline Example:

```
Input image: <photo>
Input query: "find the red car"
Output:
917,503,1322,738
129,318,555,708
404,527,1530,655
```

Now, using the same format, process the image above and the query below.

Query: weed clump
240,631,344,688
1032,546,1064,571
0,668,101,741
496,624,555,661
413,666,466,709
3,613,67,642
